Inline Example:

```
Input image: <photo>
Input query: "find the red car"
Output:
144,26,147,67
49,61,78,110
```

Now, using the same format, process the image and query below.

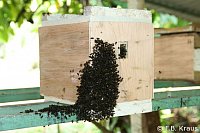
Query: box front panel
89,22,154,102
39,22,89,102
155,35,194,80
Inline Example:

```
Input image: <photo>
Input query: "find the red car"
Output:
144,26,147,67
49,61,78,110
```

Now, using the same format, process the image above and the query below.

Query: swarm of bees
75,38,123,121
23,38,123,123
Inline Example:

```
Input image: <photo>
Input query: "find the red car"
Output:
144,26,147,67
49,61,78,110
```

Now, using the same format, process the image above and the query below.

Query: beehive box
39,6,154,104
155,24,200,82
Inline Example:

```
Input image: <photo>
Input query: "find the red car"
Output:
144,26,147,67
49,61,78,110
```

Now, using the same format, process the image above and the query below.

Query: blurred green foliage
0,0,191,43
0,0,83,43
100,117,131,133
101,0,127,8
160,107,200,133
6,122,102,133
152,9,191,28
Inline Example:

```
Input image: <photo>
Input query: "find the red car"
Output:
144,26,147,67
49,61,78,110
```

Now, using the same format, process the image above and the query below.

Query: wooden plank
0,100,46,115
155,26,200,82
39,22,89,103
0,101,76,131
194,49,200,70
42,15,89,27
154,80,196,88
90,22,154,102
84,6,150,20
42,7,152,27
194,72,200,83
154,86,200,99
142,111,161,133
114,100,152,116
0,113,74,131
0,93,199,131
152,96,200,111
0,87,42,103
130,114,143,133
155,35,195,81
194,33,200,48
155,25,200,35
194,49,200,81
155,33,200,48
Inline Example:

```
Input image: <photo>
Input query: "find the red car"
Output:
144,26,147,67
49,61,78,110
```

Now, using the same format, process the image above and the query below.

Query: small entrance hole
118,41,128,59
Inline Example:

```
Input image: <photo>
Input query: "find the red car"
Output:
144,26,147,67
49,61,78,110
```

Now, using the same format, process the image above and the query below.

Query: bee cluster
23,38,122,122
118,44,127,59
75,38,123,121
37,104,76,121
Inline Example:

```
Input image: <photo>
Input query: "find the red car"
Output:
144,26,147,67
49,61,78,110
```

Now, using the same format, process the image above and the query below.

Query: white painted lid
42,6,152,27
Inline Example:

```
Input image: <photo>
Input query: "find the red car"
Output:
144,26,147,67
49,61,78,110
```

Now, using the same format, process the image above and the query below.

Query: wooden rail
0,85,200,131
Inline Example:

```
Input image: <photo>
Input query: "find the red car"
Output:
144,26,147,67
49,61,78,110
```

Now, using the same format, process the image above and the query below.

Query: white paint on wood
44,96,75,105
0,99,152,116
154,86,200,93
194,49,200,71
0,99,45,107
90,16,151,23
114,99,152,117
42,16,152,27
42,6,152,27
84,6,151,20
42,15,89,26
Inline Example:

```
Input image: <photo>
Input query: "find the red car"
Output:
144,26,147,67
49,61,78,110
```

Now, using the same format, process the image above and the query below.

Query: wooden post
130,114,143,132
128,0,145,9
96,0,103,6
142,112,161,133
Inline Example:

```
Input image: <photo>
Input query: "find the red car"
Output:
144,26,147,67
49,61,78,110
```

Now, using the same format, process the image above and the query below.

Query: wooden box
39,6,154,104
155,25,200,82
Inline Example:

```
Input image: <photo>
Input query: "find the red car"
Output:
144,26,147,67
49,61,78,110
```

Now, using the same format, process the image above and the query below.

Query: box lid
42,6,152,27
155,24,200,35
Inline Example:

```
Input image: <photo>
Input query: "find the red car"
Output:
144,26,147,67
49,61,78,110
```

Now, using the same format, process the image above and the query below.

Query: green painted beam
0,111,76,131
154,81,197,88
0,81,198,103
152,96,200,111
154,88,200,99
0,102,53,116
0,83,199,131
0,87,43,103
0,96,199,131
0,101,76,131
